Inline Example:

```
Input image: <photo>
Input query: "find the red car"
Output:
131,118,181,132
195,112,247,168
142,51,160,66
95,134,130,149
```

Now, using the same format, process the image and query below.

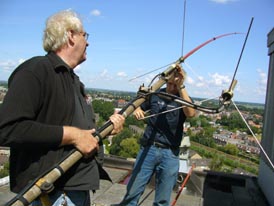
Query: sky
0,0,273,104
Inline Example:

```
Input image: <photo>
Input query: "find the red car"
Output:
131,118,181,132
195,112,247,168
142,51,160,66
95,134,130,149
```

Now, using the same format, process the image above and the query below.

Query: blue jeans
31,190,91,206
119,145,179,206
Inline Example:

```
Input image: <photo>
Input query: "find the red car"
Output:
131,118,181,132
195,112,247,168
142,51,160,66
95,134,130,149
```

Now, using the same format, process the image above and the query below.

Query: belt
152,141,171,149
141,140,178,150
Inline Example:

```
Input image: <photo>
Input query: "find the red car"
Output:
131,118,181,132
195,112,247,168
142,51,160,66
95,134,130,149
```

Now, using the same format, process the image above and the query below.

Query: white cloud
90,9,101,17
100,69,113,81
209,0,237,4
185,72,234,99
74,65,81,73
257,69,267,86
255,68,267,96
186,76,194,85
197,76,204,82
192,75,207,88
0,59,25,72
196,82,206,88
117,71,127,78
19,58,25,64
209,73,231,87
100,69,108,77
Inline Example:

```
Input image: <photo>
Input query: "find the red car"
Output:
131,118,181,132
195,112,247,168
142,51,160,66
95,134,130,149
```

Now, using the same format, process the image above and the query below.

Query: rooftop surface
0,155,269,206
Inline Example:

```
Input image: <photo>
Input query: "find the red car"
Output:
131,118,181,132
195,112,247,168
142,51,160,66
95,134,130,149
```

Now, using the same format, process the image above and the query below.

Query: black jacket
0,52,110,193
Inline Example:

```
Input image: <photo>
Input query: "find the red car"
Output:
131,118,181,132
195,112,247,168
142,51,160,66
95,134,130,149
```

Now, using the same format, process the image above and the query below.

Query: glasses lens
85,33,89,40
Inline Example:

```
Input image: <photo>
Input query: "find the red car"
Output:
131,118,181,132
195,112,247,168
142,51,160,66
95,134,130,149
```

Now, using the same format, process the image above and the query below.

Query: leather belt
141,140,178,150
152,141,171,149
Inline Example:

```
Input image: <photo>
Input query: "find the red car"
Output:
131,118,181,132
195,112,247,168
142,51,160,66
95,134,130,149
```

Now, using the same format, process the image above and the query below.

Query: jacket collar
46,52,72,73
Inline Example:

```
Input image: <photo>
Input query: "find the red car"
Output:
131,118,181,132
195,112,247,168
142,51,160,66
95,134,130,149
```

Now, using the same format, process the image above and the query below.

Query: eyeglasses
71,30,89,41
83,32,89,41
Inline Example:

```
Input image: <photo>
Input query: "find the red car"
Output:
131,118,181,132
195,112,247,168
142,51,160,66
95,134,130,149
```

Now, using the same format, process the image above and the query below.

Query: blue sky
0,0,273,104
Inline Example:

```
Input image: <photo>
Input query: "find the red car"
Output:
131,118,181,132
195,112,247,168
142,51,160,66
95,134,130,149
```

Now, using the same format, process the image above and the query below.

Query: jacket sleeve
0,68,63,148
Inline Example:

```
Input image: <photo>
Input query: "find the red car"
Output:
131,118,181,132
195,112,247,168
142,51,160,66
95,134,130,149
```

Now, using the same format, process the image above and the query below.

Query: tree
109,127,142,158
191,129,216,148
246,125,260,135
92,99,115,121
209,155,223,171
189,115,211,128
228,112,246,131
125,115,145,128
222,143,239,156
217,112,246,131
0,162,9,178
109,128,134,156
119,138,140,158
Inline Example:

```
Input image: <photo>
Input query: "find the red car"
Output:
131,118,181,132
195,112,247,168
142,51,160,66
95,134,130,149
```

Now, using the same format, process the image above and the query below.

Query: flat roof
0,156,269,206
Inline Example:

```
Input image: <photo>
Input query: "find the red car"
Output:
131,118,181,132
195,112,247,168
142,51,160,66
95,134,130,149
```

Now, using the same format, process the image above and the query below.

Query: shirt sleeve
0,68,62,148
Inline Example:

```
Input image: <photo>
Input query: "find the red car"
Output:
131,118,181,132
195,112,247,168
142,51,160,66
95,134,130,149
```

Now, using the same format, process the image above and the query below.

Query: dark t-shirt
141,88,186,148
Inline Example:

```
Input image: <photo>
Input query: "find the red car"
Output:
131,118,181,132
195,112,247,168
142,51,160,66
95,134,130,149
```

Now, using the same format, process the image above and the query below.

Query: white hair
43,9,83,52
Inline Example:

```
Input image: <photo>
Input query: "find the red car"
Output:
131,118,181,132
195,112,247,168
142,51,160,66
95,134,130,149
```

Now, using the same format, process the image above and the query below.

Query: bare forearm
178,86,196,118
62,126,98,157
62,126,80,146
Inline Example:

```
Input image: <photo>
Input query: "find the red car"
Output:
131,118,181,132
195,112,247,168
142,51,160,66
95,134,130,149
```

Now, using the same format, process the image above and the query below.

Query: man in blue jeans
114,65,195,206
